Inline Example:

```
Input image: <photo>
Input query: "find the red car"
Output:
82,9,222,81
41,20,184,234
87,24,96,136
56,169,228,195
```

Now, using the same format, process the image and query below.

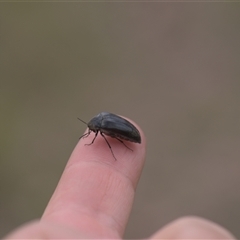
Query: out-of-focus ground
1,3,240,239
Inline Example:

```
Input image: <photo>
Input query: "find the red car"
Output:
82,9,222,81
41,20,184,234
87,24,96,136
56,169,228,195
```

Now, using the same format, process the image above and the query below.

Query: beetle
78,112,141,160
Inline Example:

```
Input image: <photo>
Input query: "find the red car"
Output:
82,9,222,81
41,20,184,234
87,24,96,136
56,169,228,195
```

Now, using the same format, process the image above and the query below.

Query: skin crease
4,118,235,239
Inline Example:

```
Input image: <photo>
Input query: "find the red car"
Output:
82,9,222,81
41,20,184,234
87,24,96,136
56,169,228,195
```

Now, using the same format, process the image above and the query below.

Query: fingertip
75,115,146,176
150,216,235,239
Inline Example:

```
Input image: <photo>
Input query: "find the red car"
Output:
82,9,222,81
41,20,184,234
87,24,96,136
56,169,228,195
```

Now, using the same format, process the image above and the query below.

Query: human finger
149,216,235,239
42,115,146,239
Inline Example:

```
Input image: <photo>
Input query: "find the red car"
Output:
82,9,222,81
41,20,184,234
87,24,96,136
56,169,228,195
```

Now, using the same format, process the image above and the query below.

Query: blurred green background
1,2,240,239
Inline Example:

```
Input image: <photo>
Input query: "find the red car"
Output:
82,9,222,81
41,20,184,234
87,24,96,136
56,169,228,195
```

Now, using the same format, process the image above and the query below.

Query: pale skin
4,118,235,239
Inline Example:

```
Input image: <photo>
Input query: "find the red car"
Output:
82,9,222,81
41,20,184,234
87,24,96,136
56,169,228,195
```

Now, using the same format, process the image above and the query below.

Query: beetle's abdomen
100,112,141,143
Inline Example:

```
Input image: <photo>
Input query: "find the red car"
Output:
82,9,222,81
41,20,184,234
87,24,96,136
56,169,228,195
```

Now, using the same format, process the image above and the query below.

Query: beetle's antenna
77,117,88,125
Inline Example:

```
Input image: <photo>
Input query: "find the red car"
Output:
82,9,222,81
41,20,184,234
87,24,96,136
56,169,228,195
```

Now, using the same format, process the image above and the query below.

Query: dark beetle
78,112,141,160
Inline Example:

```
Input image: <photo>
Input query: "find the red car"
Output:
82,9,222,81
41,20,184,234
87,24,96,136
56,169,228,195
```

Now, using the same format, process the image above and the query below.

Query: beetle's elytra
78,112,141,160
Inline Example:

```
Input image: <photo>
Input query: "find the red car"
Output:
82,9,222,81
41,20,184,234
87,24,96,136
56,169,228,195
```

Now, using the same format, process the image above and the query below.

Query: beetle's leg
85,131,98,146
79,130,91,139
114,137,133,151
100,132,117,161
